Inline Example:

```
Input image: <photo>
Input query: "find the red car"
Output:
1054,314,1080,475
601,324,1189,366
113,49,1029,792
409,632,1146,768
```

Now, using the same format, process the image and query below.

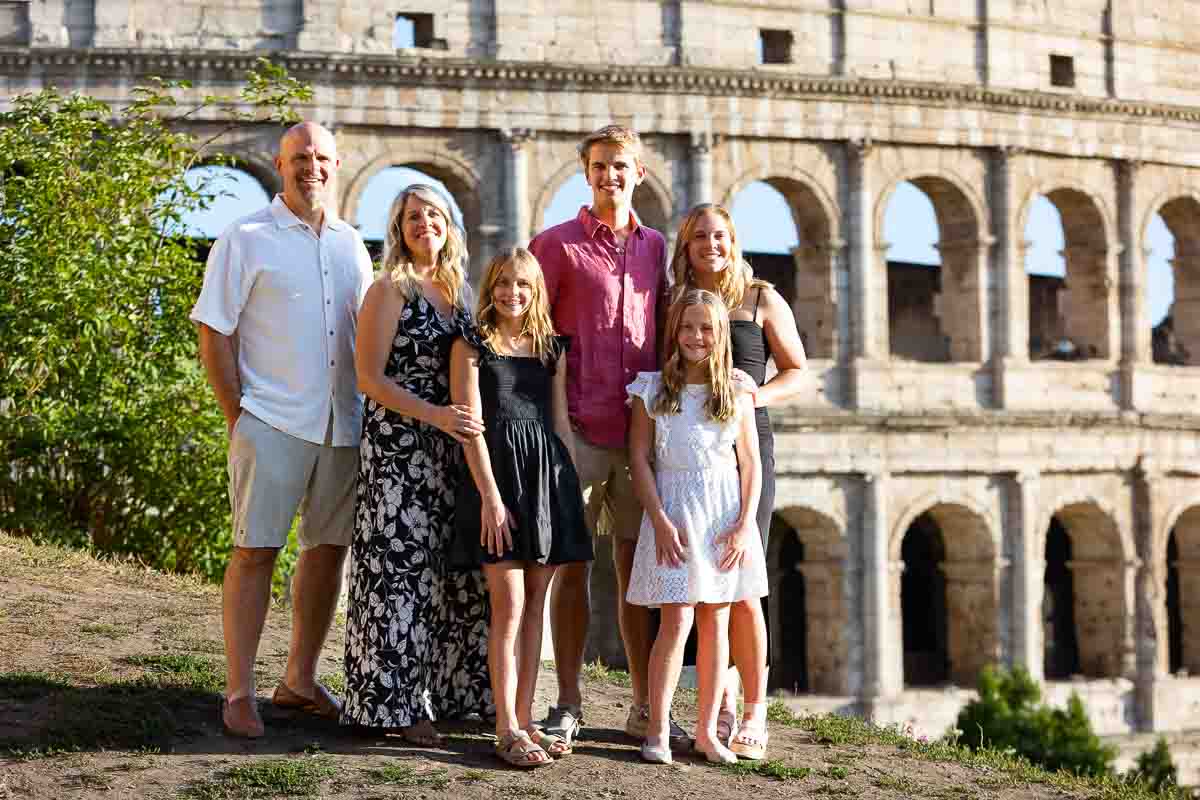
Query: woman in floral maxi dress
342,184,492,744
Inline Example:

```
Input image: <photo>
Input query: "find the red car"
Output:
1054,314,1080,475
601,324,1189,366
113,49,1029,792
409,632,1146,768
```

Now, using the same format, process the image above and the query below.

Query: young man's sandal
538,704,583,747
272,683,342,721
495,730,553,768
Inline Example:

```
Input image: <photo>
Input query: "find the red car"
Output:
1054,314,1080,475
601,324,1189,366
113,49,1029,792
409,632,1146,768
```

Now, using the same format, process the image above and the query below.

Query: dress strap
752,287,763,325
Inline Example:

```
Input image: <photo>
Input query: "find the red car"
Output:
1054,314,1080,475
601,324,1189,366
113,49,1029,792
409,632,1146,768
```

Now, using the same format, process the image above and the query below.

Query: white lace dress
625,372,769,606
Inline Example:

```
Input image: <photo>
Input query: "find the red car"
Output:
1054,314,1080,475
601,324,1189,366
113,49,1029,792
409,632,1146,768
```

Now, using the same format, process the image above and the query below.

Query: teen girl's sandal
495,730,553,768
729,723,769,761
527,728,572,758
715,708,738,747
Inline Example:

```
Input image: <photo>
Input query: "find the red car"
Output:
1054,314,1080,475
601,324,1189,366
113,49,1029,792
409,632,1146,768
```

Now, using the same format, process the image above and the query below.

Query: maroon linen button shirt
529,206,669,449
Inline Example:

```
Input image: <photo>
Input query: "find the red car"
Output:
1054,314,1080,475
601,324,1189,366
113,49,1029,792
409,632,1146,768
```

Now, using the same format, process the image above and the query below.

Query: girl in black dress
449,247,592,768
670,204,809,760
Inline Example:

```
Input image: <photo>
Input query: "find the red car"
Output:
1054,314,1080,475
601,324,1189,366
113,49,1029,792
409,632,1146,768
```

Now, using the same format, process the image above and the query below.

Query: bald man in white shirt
192,122,373,738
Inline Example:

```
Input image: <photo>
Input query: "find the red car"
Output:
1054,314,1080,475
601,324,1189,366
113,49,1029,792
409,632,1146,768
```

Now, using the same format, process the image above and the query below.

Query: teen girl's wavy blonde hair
475,248,559,364
384,184,469,309
669,203,771,311
655,289,738,423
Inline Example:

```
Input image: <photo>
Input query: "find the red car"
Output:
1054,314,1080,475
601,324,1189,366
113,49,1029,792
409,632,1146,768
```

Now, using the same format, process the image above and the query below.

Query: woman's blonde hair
656,289,738,422
669,203,771,311
384,184,469,309
475,248,559,364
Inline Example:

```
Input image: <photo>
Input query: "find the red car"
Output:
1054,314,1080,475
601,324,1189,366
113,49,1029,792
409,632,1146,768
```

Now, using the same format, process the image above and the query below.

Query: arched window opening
901,513,949,687
1167,507,1200,675
1153,199,1200,366
775,525,808,694
1168,531,1182,674
354,166,464,263
731,178,836,358
179,166,272,254
1024,191,1112,361
1043,518,1080,680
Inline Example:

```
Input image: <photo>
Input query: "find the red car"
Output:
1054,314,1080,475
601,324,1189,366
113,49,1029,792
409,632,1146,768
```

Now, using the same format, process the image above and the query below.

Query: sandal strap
497,731,548,764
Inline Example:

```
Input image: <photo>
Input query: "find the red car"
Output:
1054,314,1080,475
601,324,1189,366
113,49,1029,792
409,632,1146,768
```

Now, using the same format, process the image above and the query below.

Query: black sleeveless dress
730,289,775,551
449,333,593,567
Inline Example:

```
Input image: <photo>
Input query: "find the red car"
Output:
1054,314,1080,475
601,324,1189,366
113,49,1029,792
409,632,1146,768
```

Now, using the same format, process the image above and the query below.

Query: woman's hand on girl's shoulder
653,517,688,568
731,368,758,399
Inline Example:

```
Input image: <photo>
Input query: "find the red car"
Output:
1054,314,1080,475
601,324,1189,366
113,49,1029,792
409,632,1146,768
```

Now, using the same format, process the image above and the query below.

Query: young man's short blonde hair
578,125,643,167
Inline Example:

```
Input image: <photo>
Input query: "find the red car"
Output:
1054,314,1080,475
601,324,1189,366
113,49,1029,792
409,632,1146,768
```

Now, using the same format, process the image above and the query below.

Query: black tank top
729,289,773,454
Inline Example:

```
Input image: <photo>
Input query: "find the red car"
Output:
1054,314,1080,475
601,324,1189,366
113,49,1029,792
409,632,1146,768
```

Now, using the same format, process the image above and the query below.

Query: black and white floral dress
342,294,492,728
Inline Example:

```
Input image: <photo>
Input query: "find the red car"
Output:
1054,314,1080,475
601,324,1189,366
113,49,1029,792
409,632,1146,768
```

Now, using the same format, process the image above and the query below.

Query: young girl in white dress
626,288,769,765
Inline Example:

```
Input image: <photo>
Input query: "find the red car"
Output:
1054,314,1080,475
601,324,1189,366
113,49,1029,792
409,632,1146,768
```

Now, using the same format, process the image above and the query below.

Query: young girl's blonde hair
656,289,738,422
475,248,559,364
669,203,771,311
384,184,469,309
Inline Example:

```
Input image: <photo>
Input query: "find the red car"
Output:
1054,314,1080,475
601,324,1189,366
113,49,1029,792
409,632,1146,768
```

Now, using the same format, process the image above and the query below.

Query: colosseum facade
5,0,1200,776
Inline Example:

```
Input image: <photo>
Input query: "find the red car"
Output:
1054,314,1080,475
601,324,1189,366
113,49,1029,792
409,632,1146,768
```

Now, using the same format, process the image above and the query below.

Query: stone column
862,471,898,706
689,131,715,208
1117,160,1149,367
990,147,1030,407
1011,470,1044,682
501,128,535,248
846,139,884,362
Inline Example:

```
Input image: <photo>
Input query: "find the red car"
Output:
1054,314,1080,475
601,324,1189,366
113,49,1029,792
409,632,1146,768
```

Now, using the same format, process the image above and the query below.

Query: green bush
955,665,1116,777
1128,737,1187,798
0,62,309,582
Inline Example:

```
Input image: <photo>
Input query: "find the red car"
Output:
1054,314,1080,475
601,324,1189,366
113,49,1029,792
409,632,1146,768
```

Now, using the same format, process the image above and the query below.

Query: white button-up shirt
190,195,374,446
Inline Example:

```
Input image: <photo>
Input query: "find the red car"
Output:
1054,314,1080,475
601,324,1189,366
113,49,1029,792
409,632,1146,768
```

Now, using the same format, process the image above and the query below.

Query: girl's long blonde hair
475,248,558,364
656,289,738,422
385,184,469,309
669,203,771,311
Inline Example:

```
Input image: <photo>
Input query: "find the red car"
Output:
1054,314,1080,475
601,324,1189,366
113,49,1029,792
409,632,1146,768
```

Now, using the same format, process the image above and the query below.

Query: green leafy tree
0,61,311,580
955,665,1116,777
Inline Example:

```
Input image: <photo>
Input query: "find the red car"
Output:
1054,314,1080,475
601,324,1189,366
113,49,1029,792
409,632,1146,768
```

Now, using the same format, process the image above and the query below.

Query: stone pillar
990,147,1030,407
1011,471,1044,682
689,131,715,208
1171,248,1200,366
862,471,898,706
501,128,535,248
1122,556,1143,679
1117,160,1149,365
846,139,884,362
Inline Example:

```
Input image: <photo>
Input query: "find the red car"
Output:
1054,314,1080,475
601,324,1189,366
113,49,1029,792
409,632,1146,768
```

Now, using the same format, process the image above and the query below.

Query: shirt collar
270,194,348,232
576,205,645,241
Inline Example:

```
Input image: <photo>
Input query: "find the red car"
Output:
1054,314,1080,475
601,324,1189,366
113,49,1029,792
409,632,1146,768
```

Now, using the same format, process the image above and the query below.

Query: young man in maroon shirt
529,126,687,750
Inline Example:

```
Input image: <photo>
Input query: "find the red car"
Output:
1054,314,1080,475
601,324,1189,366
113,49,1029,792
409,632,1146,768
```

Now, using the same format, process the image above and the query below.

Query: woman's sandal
527,727,572,758
495,730,553,768
729,722,769,761
715,708,738,748
398,720,446,748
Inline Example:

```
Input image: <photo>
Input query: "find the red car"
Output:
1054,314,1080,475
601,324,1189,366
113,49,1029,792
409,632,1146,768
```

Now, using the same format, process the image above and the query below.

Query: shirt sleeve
189,229,247,336
354,237,374,309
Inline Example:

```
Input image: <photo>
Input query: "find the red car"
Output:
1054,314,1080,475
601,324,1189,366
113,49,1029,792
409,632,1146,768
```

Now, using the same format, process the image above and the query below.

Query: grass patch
720,759,811,781
80,622,131,640
873,773,920,791
182,756,337,799
362,763,449,789
824,765,849,779
125,653,224,693
581,659,632,688
0,671,71,700
317,672,346,697
458,769,491,783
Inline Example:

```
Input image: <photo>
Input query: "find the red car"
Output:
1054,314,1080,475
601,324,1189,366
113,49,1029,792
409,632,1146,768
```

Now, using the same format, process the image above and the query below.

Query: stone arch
341,148,485,278
721,167,842,359
1158,500,1200,675
1143,191,1200,365
1041,499,1130,679
875,171,990,363
767,506,847,695
529,157,675,239
212,150,281,197
890,496,1000,687
1019,183,1118,361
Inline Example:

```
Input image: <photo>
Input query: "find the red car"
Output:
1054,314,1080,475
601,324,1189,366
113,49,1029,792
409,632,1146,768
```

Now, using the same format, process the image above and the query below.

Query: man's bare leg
614,538,652,707
222,546,278,735
283,544,347,695
549,560,590,708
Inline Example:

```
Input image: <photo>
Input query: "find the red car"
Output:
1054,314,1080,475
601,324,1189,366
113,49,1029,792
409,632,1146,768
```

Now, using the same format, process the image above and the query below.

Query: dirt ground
0,533,1115,799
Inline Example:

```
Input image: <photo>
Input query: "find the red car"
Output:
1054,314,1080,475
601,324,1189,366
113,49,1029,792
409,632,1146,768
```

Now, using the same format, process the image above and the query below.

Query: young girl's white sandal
695,739,738,764
640,734,673,764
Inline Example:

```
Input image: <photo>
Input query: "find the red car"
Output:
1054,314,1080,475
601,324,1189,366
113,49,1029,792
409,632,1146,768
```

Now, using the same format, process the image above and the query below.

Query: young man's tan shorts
573,436,643,542
227,412,357,550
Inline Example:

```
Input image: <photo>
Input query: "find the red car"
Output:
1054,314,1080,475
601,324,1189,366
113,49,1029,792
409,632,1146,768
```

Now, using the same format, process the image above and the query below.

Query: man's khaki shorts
227,412,357,550
573,436,643,542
